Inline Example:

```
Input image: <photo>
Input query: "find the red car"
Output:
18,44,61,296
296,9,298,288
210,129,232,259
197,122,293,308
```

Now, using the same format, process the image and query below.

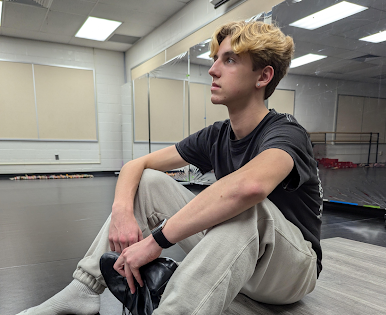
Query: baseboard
0,170,120,180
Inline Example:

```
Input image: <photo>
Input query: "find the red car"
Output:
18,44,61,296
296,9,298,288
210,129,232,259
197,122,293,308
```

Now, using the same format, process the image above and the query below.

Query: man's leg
154,198,317,315
17,169,202,315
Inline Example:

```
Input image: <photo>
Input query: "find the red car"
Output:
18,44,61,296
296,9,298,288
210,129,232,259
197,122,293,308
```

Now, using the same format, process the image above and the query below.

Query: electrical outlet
55,155,59,160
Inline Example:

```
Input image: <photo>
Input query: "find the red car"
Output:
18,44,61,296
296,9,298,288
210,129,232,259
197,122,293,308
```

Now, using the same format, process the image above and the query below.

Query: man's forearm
162,148,294,244
112,158,146,215
162,170,263,244
112,146,189,215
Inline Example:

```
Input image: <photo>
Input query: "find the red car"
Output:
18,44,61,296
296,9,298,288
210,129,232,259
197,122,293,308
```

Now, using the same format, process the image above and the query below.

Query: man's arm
115,148,294,293
109,145,189,253
162,148,294,243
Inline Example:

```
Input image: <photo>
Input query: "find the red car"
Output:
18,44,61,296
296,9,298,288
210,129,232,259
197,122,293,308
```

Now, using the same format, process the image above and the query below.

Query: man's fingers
114,242,122,253
120,240,130,250
138,230,144,242
125,264,136,294
109,240,115,252
131,268,144,288
113,255,126,277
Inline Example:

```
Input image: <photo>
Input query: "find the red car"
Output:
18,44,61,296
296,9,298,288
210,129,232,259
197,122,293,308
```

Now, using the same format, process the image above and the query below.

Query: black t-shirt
176,109,323,276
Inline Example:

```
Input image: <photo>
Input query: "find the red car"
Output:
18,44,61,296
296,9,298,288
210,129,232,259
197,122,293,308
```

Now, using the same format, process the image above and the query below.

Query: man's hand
108,209,143,253
113,235,162,294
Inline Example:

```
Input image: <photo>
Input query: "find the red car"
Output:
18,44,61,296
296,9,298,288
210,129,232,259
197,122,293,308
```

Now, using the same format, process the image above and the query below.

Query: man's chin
211,97,223,105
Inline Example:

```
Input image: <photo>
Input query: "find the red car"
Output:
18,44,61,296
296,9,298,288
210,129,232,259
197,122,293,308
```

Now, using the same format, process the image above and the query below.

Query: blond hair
210,21,294,99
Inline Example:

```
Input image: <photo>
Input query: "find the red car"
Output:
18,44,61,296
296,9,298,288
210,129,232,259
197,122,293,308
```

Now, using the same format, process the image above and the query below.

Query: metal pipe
367,132,372,165
147,73,151,154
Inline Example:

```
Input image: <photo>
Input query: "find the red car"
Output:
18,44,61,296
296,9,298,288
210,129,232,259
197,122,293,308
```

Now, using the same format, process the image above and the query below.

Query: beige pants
73,169,317,314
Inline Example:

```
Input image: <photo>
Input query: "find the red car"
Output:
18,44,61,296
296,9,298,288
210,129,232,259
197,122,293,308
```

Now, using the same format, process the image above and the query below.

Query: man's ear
256,66,274,89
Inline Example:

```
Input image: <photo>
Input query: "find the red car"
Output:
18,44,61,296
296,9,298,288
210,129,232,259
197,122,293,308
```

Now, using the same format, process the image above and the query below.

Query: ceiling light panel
359,30,386,43
289,1,368,30
76,17,122,41
290,54,327,68
197,51,212,60
0,1,2,26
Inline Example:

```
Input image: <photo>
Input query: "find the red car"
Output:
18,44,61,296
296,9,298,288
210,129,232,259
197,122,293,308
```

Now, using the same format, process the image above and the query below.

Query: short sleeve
258,120,313,191
175,126,215,175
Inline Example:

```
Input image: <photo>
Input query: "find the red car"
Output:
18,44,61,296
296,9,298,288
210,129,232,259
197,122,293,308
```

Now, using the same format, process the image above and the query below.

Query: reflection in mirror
272,0,386,208
187,39,231,185
149,53,193,182
189,39,229,134
148,52,189,149
133,73,149,159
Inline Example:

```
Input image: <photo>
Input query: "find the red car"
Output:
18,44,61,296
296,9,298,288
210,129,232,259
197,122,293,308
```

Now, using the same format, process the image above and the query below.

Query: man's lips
211,82,220,90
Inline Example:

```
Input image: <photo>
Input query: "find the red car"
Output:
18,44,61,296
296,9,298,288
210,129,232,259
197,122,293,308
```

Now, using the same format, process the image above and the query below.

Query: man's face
208,36,260,106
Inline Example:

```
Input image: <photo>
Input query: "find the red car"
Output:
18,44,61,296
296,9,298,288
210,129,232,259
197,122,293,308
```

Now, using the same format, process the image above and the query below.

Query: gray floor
0,175,385,315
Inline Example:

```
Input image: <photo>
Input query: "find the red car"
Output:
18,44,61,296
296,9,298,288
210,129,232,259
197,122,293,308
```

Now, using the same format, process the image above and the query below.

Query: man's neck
228,101,269,140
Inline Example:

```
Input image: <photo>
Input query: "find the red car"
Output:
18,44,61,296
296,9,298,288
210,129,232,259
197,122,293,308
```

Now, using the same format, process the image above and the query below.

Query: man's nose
208,60,219,78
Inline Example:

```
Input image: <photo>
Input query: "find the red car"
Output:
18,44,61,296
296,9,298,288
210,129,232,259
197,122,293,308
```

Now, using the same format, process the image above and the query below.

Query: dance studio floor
0,171,385,314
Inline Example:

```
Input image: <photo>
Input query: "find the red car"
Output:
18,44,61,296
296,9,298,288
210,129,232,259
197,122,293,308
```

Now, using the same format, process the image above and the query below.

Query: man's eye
226,58,235,64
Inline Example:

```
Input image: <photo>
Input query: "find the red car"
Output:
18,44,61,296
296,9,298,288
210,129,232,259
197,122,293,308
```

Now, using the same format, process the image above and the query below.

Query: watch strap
152,220,175,249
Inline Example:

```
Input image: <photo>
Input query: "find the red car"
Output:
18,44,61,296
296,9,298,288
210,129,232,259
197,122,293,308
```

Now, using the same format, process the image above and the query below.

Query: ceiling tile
320,8,383,36
137,0,186,17
98,0,141,8
337,18,386,41
115,22,155,38
1,26,72,44
40,11,87,36
91,2,170,28
50,0,95,16
3,2,48,31
334,60,377,73
355,42,386,58
91,2,142,22
69,37,131,52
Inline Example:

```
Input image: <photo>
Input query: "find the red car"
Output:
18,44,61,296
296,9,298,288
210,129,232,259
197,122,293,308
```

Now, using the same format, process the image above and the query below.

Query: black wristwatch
151,219,175,249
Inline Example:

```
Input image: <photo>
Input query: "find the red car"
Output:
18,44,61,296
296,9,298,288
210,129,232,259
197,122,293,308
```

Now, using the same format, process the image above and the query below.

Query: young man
17,21,322,315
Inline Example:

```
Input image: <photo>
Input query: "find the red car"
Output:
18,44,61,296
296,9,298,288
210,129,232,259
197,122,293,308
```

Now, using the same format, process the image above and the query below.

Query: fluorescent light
359,30,386,43
290,54,327,68
197,51,212,60
76,16,122,41
290,1,368,30
0,1,3,27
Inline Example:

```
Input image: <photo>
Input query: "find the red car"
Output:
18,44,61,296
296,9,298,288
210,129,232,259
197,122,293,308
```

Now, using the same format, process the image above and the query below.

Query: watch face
153,225,162,234
152,219,166,234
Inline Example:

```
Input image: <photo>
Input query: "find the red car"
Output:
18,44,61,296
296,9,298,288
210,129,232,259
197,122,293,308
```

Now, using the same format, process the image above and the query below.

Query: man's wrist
151,219,175,249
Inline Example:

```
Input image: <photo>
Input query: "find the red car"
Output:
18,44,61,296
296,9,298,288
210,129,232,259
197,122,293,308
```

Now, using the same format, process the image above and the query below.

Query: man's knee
138,169,176,196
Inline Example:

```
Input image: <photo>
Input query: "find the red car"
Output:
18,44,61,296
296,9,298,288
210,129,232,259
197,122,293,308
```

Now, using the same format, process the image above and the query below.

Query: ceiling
189,0,386,86
0,0,192,52
273,0,386,84
1,0,385,85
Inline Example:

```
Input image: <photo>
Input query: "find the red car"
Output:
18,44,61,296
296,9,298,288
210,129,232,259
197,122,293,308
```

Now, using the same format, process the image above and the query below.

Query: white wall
0,36,125,174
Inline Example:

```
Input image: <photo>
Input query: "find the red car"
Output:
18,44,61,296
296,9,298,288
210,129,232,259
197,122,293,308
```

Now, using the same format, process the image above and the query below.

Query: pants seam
191,234,258,315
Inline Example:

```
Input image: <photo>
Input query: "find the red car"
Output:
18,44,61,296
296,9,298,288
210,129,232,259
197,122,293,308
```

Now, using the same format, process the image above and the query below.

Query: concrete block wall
0,36,125,174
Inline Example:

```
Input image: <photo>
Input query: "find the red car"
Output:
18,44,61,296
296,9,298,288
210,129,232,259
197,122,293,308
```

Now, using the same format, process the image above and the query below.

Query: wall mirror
272,0,386,164
189,39,229,134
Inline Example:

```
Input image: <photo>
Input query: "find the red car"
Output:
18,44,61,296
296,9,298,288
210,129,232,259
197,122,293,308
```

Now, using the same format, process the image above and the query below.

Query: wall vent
108,34,140,45
6,0,52,9
351,54,380,62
